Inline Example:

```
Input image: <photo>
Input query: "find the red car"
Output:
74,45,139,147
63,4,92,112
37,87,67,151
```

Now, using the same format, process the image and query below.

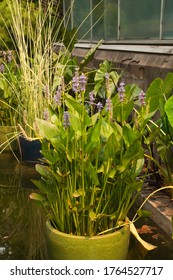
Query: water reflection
0,152,47,260
0,186,47,259
0,151,173,260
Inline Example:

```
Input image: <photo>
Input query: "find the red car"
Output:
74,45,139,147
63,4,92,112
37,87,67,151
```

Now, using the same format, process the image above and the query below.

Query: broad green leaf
143,110,156,122
113,99,134,123
126,84,142,100
135,158,144,175
110,70,120,87
102,133,121,158
86,118,101,151
65,94,82,115
146,78,162,113
86,162,99,185
29,193,45,202
36,118,59,141
112,122,122,140
0,78,5,90
31,179,48,194
108,169,116,179
100,120,114,141
97,162,105,173
35,164,57,182
118,141,143,172
165,95,173,127
123,124,136,147
68,111,82,136
90,118,101,142
94,60,118,94
97,160,111,174
91,113,99,126
137,108,156,130
94,60,112,84
163,72,173,99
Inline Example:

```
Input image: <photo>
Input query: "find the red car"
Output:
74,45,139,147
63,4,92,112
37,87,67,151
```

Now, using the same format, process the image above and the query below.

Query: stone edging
137,185,173,238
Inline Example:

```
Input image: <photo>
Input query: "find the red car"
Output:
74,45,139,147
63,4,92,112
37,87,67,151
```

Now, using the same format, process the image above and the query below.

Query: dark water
0,151,173,260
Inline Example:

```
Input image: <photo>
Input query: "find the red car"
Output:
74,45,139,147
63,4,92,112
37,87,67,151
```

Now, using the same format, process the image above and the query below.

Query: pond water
0,151,173,260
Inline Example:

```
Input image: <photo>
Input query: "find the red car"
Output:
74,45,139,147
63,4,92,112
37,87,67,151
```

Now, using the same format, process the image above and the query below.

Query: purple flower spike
89,91,95,105
63,111,70,128
54,87,62,106
105,73,110,79
72,68,79,93
79,73,87,91
138,90,146,106
106,98,112,112
7,50,13,63
105,73,110,92
43,109,50,121
97,102,103,112
119,82,125,87
0,64,5,73
118,81,125,102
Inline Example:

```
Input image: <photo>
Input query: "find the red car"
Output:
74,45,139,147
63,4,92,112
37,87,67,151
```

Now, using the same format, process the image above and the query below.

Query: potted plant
30,60,158,260
142,73,173,197
0,0,101,162
0,0,66,161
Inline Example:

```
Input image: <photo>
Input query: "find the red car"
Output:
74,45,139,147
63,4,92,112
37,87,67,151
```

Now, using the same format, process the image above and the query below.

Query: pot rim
46,219,130,240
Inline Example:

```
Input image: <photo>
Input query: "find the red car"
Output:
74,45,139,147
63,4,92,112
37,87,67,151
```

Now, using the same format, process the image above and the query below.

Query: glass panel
64,0,173,42
73,0,91,40
163,0,173,39
104,0,118,40
92,0,104,40
120,0,161,39
63,0,72,30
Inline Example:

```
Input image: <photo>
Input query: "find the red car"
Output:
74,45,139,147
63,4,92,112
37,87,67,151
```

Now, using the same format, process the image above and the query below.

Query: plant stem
132,185,173,223
81,90,85,234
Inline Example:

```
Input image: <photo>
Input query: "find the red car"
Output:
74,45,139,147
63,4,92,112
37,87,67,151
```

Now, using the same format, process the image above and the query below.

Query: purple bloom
105,73,110,92
89,91,95,105
7,50,13,63
106,98,112,112
97,102,103,112
0,64,5,73
119,82,125,87
54,87,62,106
72,68,79,93
79,73,87,91
2,50,6,61
63,111,70,128
43,109,50,121
138,90,146,106
118,82,125,102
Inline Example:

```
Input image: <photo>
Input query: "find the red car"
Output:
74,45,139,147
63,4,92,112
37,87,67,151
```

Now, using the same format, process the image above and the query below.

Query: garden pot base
45,220,130,260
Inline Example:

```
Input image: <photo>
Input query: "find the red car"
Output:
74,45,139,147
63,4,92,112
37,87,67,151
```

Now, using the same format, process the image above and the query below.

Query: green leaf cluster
145,73,173,186
31,60,153,236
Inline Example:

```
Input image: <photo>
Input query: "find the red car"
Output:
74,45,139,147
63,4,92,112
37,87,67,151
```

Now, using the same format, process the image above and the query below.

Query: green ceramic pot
45,220,130,260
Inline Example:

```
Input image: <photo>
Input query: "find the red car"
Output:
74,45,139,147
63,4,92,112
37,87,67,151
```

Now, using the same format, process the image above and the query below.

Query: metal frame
63,0,173,46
